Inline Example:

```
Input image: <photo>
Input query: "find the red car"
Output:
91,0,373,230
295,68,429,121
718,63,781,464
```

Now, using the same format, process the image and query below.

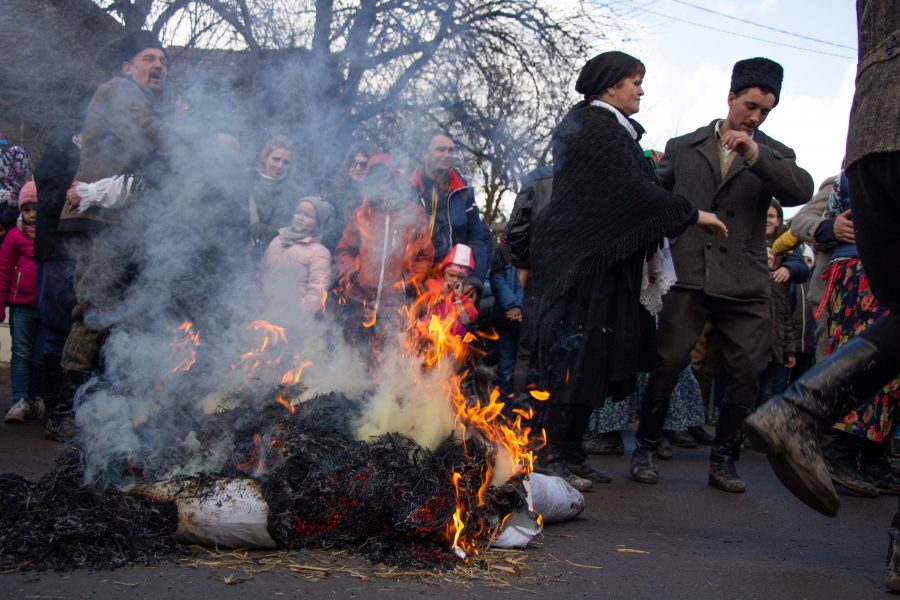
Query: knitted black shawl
528,102,697,324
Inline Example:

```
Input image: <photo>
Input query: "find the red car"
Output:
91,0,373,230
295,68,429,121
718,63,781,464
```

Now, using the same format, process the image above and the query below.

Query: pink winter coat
0,226,38,317
261,229,333,316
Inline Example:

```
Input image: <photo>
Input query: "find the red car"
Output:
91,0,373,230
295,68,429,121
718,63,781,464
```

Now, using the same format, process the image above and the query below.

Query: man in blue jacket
408,133,488,291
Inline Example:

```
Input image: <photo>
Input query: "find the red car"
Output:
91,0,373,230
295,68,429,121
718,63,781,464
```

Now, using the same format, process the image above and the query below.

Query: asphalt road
0,373,896,599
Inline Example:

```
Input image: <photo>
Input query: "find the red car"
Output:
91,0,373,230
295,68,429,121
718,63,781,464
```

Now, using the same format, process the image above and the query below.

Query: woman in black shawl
528,51,727,489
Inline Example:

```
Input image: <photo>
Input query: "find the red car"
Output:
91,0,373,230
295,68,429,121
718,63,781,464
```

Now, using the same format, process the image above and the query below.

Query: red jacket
334,199,434,305
0,226,38,314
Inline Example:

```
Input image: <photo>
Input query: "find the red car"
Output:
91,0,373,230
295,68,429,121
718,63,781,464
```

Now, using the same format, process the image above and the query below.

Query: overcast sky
592,0,858,212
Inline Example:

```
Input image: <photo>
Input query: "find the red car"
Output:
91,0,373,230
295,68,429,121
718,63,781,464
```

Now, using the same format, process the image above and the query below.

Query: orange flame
168,321,201,374
396,275,543,555
529,389,551,401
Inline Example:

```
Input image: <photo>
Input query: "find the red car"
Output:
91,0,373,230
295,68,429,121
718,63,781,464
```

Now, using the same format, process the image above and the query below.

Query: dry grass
183,542,571,590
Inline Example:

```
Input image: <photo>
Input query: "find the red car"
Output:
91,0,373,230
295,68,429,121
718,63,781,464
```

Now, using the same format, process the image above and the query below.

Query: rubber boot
708,447,746,493
888,502,900,592
745,331,900,517
630,438,658,484
824,435,879,497
44,368,83,442
535,445,593,492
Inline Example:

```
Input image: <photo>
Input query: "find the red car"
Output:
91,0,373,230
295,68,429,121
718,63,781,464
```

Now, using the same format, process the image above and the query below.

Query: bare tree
93,0,619,206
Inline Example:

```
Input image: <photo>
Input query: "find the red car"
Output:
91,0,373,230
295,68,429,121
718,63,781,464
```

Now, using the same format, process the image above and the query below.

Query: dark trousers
541,402,593,463
496,325,520,396
759,361,791,406
845,152,900,544
848,153,900,314
36,260,77,357
636,288,771,457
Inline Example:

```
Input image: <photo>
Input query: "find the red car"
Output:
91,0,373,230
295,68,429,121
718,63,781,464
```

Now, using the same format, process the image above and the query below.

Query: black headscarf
575,51,644,97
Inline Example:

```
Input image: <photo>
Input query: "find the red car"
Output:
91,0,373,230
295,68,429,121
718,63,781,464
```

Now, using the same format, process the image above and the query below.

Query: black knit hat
116,30,167,64
730,57,783,105
575,51,644,97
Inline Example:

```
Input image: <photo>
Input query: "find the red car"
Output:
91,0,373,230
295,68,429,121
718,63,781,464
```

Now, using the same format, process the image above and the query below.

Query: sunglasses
350,160,368,169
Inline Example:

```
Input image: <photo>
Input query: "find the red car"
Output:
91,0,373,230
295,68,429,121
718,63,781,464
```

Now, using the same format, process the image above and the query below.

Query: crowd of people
1,0,899,588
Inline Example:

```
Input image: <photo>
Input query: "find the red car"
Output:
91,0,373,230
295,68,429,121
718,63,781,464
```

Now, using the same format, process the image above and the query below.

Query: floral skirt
827,259,899,443
588,367,705,433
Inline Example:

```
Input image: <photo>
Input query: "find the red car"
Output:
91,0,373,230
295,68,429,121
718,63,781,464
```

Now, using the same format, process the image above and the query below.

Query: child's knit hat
18,180,37,209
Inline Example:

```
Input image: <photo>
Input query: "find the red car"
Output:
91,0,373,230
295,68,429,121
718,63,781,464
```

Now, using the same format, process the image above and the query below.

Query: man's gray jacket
657,119,813,302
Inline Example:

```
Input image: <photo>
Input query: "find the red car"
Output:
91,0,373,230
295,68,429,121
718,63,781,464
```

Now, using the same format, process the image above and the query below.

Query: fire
397,275,544,556
447,471,466,555
168,321,201,374
156,321,202,388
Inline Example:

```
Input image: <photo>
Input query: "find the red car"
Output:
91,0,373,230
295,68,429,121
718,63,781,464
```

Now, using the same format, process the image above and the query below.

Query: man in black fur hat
631,57,813,493
48,31,174,437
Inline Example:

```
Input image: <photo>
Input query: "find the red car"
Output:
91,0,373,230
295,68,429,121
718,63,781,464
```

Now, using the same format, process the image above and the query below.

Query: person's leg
7,306,30,402
707,297,771,493
757,362,778,407
26,307,45,400
535,401,593,491
632,289,710,483
4,306,43,423
495,326,519,397
563,403,611,483
662,367,702,448
746,152,900,516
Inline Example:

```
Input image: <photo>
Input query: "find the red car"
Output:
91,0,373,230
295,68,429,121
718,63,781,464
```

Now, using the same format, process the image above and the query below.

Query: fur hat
116,30,167,64
730,57,783,106
575,51,644,97
17,180,37,209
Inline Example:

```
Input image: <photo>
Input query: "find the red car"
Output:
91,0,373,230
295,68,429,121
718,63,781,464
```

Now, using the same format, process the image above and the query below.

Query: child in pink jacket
260,196,334,325
0,181,46,423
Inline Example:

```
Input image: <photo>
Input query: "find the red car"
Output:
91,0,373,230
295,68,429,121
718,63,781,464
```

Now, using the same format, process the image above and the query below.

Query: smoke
66,68,474,487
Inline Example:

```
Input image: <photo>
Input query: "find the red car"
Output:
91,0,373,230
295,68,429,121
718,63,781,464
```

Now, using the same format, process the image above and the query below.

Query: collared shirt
715,120,759,179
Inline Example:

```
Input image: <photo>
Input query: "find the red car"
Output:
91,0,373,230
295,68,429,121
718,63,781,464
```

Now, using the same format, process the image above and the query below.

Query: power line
666,0,857,51
635,6,856,59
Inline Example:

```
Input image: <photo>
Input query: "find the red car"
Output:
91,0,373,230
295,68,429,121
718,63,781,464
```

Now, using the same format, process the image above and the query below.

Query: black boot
657,435,673,460
688,425,715,445
708,404,748,493
630,438,658,484
534,447,593,492
44,368,83,442
584,431,625,455
666,429,698,448
744,331,900,517
708,450,746,493
888,504,900,592
824,436,879,497
862,457,900,496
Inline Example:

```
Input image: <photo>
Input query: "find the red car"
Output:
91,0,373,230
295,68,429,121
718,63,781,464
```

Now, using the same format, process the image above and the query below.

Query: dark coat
769,277,795,365
408,166,488,281
33,138,79,262
505,165,553,271
527,103,698,405
657,120,813,302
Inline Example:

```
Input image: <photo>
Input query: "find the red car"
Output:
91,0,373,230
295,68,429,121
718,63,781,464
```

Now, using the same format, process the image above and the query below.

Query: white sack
124,477,276,549
526,472,585,524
